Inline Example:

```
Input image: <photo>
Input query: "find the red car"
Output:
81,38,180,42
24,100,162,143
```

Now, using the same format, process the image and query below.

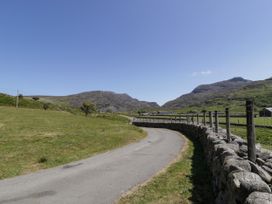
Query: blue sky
1,0,272,105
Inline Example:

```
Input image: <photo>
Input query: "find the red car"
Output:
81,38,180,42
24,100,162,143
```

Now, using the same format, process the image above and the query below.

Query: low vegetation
80,102,96,116
119,136,214,204
0,107,145,179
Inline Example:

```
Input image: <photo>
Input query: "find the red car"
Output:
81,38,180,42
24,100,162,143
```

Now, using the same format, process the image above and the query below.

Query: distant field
0,107,145,179
219,125,272,150
219,117,272,126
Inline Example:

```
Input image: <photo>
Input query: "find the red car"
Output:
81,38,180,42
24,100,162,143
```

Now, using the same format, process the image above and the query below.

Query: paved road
0,128,185,204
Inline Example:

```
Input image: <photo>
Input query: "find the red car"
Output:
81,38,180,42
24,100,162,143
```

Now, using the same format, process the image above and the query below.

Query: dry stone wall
133,121,272,204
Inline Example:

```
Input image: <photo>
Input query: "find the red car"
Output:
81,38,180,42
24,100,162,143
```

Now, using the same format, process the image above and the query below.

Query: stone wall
133,122,272,204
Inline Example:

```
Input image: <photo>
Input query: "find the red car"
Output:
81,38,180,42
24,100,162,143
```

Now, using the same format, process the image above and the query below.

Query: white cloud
192,70,212,77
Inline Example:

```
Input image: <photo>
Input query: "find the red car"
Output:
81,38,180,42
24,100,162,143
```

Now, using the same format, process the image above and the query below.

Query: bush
32,97,40,101
43,103,49,110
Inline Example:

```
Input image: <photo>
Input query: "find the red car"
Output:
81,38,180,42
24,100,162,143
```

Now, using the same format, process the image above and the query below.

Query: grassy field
219,125,272,150
119,136,214,204
0,107,145,179
218,117,272,126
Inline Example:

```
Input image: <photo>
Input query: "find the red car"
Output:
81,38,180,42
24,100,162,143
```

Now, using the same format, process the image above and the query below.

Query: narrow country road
0,128,185,204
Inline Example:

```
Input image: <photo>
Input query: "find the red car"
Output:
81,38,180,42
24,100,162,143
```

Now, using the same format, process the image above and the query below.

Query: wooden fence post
209,111,213,128
226,108,231,142
214,111,219,133
203,110,207,126
192,115,194,124
246,100,256,163
197,114,199,125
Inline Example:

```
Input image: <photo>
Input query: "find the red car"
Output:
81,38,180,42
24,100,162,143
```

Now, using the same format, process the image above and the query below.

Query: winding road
0,128,185,204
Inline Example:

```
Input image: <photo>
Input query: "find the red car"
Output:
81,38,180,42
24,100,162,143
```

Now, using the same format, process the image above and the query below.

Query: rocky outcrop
132,121,272,204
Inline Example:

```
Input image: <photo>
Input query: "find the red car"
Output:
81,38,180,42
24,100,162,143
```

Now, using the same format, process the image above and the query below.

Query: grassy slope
0,93,76,113
119,136,214,204
0,107,145,179
174,79,272,113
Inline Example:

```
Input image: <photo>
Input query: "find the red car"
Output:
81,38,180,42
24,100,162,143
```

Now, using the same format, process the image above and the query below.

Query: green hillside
164,77,272,113
0,93,76,113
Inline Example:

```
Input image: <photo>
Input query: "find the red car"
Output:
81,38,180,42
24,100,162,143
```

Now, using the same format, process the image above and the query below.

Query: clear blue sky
1,0,272,105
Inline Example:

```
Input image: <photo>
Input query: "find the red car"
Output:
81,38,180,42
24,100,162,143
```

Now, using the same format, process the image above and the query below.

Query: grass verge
0,107,146,179
118,133,214,204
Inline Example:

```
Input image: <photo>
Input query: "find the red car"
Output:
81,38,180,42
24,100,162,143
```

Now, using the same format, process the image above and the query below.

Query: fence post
226,108,231,142
246,100,256,163
192,115,194,124
197,114,199,125
186,115,189,124
203,110,207,126
214,111,219,133
209,111,213,128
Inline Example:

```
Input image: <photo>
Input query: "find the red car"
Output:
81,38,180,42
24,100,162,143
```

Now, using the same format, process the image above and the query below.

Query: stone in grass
244,192,272,204
228,171,271,203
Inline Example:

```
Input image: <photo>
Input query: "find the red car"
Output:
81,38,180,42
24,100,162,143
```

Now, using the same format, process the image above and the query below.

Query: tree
43,103,49,110
32,97,40,101
80,102,96,116
18,94,23,99
137,110,146,116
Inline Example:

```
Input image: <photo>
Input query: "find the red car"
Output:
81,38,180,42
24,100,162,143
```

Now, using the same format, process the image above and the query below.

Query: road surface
0,128,185,204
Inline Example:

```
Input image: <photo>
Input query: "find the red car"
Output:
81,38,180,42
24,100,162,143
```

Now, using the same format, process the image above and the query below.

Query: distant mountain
163,77,254,109
39,91,160,112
